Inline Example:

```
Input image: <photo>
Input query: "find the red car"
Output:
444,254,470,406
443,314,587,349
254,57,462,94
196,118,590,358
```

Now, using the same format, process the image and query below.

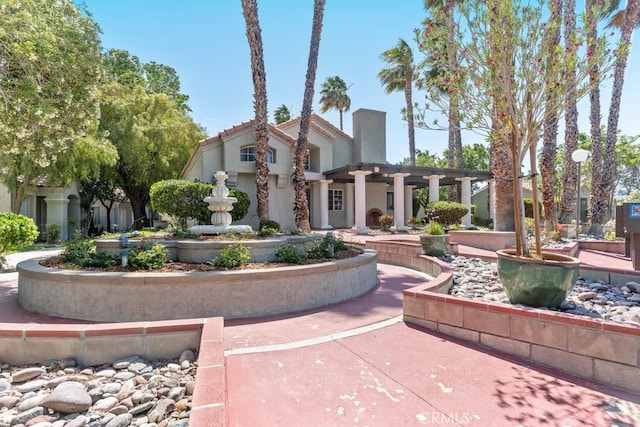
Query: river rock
11,368,44,383
41,387,92,413
104,414,132,427
148,399,175,424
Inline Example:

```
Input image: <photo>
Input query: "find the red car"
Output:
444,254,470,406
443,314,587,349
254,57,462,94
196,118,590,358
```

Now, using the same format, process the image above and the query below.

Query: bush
425,201,469,227
61,237,116,268
210,242,250,269
306,233,348,259
46,223,60,244
128,240,168,270
407,217,424,228
150,180,250,224
523,198,543,218
0,212,39,255
259,220,281,232
425,222,445,235
379,214,393,230
167,225,198,239
275,243,305,264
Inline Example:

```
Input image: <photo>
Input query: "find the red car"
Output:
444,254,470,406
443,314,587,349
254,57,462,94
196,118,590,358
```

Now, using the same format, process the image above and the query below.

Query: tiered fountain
191,170,252,235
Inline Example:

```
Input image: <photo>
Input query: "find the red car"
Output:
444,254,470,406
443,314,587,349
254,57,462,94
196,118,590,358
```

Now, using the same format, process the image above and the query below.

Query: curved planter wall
95,235,320,263
17,249,377,322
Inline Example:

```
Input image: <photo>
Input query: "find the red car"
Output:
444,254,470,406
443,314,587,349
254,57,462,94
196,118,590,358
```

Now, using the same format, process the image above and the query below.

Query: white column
345,183,355,228
488,179,495,220
456,177,476,227
391,173,410,231
404,185,414,222
424,175,445,203
348,171,372,234
44,197,70,242
319,179,333,229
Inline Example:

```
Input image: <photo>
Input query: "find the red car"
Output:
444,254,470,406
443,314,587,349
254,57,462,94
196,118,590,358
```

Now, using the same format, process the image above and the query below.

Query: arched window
240,146,275,163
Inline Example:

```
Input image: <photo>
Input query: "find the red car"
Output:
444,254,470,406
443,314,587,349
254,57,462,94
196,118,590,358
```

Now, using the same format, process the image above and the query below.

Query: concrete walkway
2,237,640,425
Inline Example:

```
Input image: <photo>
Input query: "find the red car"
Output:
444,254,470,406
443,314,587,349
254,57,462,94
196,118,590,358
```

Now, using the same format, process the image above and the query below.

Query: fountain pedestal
191,171,252,235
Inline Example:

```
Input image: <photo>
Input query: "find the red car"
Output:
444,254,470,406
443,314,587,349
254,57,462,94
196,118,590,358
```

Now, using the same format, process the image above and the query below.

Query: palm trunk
586,0,604,234
339,109,343,131
241,0,270,225
404,75,416,167
491,137,515,232
599,0,640,232
293,0,325,231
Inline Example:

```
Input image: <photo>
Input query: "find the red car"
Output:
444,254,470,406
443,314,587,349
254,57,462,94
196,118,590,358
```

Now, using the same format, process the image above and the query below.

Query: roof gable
276,113,353,142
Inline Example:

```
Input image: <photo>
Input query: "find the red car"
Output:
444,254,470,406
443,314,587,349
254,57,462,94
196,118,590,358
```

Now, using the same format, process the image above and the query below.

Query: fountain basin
17,249,377,322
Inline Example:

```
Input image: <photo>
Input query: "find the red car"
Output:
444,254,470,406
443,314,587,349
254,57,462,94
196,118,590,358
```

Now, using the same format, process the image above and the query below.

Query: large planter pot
496,249,580,308
420,234,450,257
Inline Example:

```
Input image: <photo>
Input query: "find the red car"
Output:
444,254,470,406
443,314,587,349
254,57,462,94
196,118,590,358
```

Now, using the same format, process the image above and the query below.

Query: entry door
36,196,47,241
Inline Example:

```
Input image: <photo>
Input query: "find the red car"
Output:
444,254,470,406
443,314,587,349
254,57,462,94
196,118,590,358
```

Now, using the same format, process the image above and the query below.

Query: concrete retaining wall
369,240,640,394
17,249,378,322
448,230,515,251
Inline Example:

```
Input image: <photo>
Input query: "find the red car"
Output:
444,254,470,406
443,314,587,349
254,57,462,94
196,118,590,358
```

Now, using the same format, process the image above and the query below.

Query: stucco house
182,108,491,232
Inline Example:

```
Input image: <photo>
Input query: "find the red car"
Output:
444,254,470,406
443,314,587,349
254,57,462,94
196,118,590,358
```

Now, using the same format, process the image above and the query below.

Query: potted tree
420,221,449,256
417,0,617,307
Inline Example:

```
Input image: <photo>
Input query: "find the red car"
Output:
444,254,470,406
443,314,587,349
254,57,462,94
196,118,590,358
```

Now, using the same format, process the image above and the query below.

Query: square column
404,185,415,222
319,180,333,229
391,173,410,231
348,170,372,234
44,197,70,242
424,175,445,203
456,177,476,227
345,183,355,227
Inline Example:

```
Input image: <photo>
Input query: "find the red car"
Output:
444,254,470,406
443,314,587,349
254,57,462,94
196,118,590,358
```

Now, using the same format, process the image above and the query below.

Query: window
240,146,275,163
329,189,343,211
387,192,394,210
304,150,310,171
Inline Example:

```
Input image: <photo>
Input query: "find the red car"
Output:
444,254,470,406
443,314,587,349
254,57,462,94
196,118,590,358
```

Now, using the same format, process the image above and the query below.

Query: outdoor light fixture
571,149,590,239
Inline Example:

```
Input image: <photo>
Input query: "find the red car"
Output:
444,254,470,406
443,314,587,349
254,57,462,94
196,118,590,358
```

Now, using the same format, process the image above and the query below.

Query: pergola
323,162,493,233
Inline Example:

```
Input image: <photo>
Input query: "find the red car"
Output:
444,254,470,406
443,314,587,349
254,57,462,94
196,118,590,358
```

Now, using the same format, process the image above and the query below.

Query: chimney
352,108,386,163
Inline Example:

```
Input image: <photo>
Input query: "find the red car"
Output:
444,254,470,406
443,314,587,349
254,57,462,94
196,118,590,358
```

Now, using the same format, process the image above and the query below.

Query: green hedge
0,212,39,254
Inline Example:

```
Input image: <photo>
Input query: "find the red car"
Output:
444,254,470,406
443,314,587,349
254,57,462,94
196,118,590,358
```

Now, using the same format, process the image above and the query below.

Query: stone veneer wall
367,240,640,394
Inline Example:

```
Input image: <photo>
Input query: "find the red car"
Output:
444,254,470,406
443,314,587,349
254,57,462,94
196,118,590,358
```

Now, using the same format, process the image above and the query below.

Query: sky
82,0,640,165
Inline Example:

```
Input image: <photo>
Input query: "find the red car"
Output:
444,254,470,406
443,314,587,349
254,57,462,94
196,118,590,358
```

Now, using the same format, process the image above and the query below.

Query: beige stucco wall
0,183,12,212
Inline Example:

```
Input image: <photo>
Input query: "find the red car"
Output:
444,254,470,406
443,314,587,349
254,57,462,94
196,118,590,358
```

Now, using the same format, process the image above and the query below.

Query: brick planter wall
367,239,640,394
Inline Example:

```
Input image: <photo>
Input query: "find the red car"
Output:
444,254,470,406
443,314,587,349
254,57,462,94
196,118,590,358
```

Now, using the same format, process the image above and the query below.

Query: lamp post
571,149,589,240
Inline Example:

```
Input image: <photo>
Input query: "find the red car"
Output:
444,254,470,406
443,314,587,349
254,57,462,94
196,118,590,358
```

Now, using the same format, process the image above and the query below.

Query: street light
571,149,590,239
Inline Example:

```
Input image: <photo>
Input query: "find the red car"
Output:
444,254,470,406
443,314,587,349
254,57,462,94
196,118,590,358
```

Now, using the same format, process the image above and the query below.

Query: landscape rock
41,387,92,413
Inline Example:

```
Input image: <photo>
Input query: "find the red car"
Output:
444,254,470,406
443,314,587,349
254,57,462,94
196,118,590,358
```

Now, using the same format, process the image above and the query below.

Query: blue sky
83,0,640,164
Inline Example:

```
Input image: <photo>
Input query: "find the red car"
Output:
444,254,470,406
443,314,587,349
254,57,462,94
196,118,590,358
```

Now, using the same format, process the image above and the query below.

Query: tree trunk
586,0,604,234
122,186,148,230
540,0,563,232
339,109,343,131
293,0,325,231
404,74,416,167
598,0,640,234
241,0,270,226
491,138,515,231
11,185,24,214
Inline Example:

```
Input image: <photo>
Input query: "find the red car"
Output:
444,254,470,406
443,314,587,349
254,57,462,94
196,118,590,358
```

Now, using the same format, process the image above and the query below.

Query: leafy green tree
378,39,418,166
99,82,205,229
0,0,113,212
319,76,350,131
273,104,292,124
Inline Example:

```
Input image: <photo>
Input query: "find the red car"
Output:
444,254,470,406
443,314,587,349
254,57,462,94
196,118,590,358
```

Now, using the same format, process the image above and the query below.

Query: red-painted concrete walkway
2,237,640,426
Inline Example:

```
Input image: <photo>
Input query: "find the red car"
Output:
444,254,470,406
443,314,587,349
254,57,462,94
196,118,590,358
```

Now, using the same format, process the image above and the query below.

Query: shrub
150,180,250,224
61,237,116,268
524,217,536,230
407,217,424,228
258,227,278,237
306,233,348,259
128,240,168,270
275,243,305,264
259,220,281,232
425,222,445,235
210,242,250,269
425,201,469,226
0,212,39,255
379,214,393,230
523,198,543,218
46,223,60,244
167,225,198,239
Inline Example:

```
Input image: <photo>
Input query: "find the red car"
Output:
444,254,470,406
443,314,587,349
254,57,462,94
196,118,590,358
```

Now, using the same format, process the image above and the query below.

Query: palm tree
378,39,418,166
318,76,350,130
273,104,291,124
292,0,326,231
597,0,640,232
241,0,270,225
541,0,564,231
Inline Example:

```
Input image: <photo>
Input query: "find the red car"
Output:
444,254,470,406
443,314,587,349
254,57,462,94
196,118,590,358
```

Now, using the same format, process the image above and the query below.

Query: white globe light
571,149,589,163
